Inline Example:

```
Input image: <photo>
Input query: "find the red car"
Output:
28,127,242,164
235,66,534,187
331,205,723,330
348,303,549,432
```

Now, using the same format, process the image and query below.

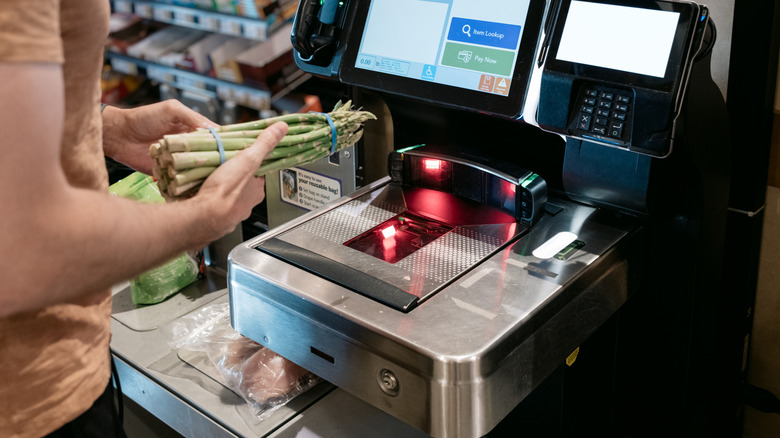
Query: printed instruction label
279,167,342,211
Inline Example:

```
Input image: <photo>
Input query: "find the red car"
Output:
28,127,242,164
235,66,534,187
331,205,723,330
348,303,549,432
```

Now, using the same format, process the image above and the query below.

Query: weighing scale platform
228,176,640,437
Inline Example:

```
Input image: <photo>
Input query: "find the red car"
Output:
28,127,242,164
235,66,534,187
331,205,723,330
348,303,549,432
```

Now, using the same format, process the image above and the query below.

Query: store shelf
111,0,286,41
106,51,272,110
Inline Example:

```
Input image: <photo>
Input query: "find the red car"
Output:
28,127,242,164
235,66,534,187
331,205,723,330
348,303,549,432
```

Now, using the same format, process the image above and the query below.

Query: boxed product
235,21,294,87
155,30,210,67
209,37,257,83
127,26,207,63
106,13,163,55
175,33,234,73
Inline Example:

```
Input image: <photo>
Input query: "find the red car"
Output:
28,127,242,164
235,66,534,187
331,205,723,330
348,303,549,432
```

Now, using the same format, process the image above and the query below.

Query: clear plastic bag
109,172,199,305
164,302,320,416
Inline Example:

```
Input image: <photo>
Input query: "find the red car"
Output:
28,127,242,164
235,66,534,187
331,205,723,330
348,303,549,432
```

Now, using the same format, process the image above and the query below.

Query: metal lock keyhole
377,368,399,396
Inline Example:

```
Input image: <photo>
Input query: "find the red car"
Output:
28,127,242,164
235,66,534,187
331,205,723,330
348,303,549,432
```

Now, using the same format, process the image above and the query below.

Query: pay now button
441,42,515,76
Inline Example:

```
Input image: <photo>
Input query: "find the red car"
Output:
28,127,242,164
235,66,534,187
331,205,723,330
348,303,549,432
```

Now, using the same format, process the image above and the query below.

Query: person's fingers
180,107,217,130
230,122,289,174
195,121,287,208
242,175,267,204
162,99,217,131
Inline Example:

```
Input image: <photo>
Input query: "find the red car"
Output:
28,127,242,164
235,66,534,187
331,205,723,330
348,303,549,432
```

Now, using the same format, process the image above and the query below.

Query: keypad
570,85,633,145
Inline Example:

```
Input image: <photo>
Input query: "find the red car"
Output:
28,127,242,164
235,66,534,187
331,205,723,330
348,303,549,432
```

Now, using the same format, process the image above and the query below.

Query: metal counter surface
109,272,429,438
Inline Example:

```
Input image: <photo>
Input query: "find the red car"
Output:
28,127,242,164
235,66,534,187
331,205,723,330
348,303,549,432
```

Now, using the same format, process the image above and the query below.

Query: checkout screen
354,0,532,97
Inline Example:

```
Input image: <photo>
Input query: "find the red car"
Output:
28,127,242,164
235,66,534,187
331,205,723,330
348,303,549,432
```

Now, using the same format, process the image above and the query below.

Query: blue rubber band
208,126,226,164
324,113,337,154
310,112,338,154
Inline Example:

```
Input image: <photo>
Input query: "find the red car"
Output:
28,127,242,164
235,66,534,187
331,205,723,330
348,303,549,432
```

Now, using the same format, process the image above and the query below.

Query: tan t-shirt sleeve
0,0,63,63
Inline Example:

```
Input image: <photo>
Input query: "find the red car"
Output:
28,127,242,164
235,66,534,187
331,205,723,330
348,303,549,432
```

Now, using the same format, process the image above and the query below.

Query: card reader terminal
537,0,709,157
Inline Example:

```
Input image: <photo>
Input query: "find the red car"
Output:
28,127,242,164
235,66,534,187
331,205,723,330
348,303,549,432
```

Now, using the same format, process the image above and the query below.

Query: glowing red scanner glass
381,225,397,239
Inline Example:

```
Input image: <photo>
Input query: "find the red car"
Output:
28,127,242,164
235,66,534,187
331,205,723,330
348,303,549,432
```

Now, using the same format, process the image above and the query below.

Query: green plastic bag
109,172,200,305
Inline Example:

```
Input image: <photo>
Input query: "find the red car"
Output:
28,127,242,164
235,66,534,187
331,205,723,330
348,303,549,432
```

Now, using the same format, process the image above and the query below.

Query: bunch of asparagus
150,101,376,200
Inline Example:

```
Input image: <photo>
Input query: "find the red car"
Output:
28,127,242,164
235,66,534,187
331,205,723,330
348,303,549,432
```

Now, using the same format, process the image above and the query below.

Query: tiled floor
743,185,780,437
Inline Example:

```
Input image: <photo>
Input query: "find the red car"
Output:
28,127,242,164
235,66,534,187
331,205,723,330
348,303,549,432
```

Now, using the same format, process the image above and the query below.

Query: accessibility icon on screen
421,64,437,81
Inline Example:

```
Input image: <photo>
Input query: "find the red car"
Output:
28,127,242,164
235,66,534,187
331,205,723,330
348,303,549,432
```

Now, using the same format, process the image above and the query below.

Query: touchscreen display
555,1,680,78
353,0,534,97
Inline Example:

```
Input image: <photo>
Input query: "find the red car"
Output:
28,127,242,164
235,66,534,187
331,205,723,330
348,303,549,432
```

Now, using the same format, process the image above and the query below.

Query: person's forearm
0,184,217,317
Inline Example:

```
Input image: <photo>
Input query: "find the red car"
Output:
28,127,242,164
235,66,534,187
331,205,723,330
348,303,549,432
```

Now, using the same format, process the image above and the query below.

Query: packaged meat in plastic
236,345,312,408
165,302,320,415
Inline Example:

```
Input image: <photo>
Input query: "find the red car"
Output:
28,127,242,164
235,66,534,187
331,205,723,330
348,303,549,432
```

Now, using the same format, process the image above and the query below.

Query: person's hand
192,121,289,240
102,99,216,175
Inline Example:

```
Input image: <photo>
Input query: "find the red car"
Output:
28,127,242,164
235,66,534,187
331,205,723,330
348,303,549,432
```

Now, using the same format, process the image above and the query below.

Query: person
0,2,288,437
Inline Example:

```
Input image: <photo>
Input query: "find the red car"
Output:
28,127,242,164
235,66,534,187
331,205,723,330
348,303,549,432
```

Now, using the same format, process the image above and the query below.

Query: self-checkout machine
228,0,730,436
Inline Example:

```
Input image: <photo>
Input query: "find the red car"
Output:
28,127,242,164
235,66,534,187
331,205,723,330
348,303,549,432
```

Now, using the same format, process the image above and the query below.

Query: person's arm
0,62,286,318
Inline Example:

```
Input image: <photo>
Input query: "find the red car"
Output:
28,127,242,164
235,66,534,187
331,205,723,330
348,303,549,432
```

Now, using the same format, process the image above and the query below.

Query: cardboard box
106,13,163,55
127,26,206,62
155,30,209,67
177,33,234,73
235,21,294,87
209,37,256,83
